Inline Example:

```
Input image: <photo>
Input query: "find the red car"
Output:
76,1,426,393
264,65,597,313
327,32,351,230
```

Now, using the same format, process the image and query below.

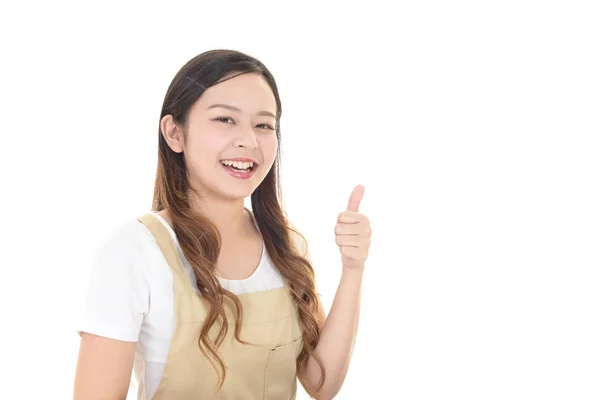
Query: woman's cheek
261,135,278,165
201,129,227,151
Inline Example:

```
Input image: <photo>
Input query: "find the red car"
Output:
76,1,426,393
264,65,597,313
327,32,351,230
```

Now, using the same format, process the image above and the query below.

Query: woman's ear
160,114,184,153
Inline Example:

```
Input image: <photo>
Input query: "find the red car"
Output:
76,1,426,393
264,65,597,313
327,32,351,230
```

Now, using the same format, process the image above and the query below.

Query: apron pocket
263,336,303,400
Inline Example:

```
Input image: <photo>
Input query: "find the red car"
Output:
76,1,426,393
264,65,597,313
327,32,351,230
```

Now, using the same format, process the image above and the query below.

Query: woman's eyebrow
207,103,275,119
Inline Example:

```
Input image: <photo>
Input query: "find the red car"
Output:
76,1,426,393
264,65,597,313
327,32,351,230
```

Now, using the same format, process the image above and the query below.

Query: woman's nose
233,126,259,149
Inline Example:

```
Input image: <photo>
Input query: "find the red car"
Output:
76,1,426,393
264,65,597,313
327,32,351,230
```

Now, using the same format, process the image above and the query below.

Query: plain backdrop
0,1,599,399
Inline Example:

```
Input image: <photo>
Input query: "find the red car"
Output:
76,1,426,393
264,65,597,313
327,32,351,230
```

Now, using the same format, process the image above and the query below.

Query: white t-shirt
77,211,291,399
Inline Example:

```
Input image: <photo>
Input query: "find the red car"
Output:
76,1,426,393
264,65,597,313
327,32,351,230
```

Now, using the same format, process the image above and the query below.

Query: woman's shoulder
287,223,310,259
93,213,166,262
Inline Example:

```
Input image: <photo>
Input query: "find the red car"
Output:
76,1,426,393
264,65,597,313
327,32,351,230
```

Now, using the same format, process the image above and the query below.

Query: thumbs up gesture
335,185,372,270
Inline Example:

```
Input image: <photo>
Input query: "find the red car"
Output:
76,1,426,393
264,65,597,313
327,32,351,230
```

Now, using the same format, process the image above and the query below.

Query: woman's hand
335,185,371,270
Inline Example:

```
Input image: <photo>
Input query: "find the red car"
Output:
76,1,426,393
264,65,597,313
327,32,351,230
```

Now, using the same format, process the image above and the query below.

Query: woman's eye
215,117,273,130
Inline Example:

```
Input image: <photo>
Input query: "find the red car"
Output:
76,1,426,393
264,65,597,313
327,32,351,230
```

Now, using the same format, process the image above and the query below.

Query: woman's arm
73,333,136,400
299,185,370,399
74,222,151,399
299,268,363,400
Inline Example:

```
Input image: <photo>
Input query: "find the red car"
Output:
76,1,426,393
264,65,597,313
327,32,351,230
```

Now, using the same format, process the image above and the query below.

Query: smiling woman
73,49,370,400
158,71,280,202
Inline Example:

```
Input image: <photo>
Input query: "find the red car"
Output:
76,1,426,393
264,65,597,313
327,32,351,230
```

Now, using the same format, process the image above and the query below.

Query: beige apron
138,213,304,400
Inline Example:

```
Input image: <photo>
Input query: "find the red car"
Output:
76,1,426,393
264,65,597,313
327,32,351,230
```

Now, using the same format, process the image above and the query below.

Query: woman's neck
160,200,253,239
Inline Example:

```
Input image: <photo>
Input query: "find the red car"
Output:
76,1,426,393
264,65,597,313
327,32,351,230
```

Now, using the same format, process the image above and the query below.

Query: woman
74,49,371,400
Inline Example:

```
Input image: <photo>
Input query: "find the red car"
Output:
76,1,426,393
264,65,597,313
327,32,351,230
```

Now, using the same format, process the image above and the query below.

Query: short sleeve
76,221,150,342
291,229,310,260
291,228,321,297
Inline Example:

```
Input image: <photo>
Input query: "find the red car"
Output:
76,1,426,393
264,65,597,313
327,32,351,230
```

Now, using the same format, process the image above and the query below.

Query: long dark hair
151,49,325,395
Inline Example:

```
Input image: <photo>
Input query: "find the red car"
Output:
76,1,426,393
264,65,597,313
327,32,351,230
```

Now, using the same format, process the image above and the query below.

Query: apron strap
138,213,195,296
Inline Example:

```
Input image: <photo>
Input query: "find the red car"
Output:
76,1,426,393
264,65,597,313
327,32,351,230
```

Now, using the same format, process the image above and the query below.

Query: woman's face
179,72,279,202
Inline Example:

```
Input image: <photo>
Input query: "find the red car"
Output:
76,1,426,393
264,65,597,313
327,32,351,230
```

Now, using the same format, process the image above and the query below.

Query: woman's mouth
220,160,257,179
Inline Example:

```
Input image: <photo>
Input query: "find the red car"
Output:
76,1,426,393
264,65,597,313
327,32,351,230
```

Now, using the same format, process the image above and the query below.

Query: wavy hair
151,49,324,396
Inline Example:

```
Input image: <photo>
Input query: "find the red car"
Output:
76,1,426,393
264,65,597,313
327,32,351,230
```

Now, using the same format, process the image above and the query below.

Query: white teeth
221,160,254,170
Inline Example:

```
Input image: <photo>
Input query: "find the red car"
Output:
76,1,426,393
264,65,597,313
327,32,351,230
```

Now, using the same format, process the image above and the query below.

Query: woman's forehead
194,74,277,115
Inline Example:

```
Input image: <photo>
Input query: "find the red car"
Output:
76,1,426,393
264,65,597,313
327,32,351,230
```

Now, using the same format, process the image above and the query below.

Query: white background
1,1,599,399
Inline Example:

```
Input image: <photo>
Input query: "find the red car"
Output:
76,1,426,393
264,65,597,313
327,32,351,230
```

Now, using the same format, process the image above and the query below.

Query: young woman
73,49,372,400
